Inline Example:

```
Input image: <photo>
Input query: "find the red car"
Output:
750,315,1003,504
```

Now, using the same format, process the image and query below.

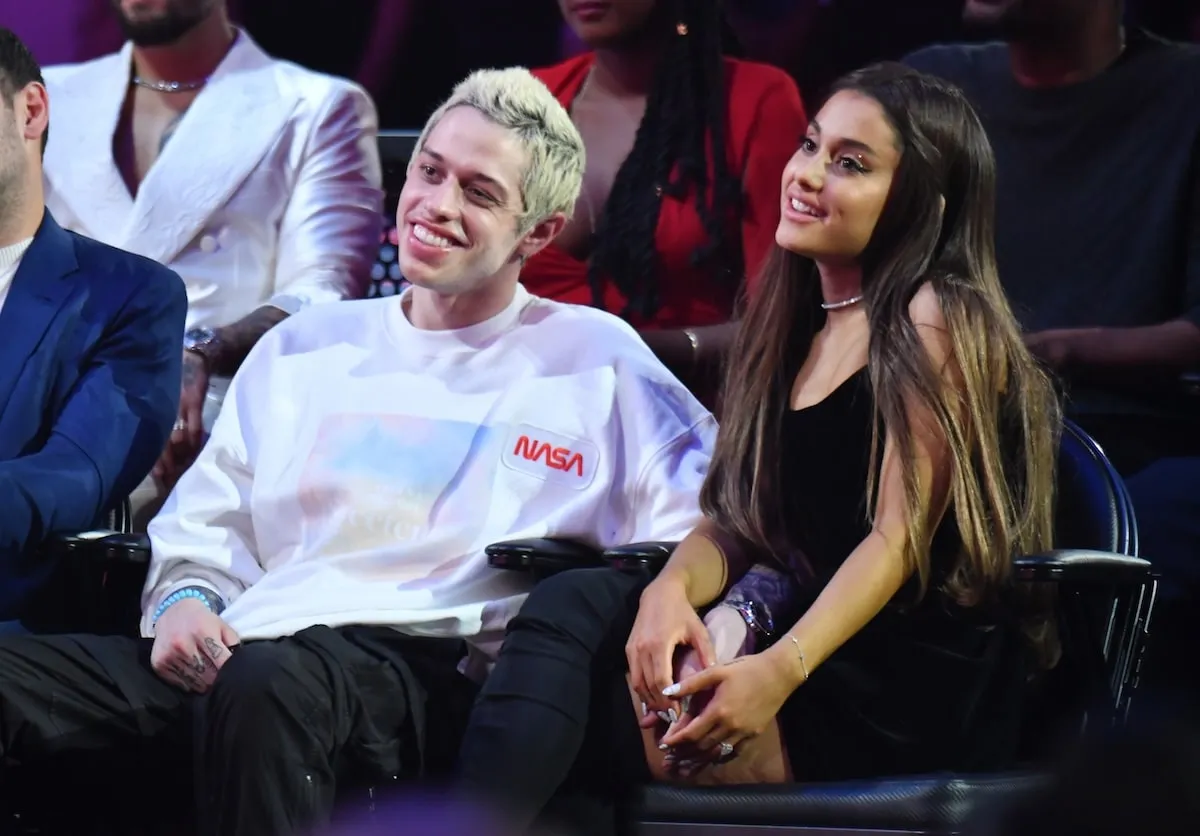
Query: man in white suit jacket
41,0,384,510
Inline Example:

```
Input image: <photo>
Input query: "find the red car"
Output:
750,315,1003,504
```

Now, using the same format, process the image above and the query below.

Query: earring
676,22,688,36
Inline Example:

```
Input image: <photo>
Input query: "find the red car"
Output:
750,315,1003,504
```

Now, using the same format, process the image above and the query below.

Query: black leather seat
486,420,1157,834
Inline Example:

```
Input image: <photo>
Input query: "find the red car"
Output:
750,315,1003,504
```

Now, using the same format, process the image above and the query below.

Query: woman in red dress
528,0,807,389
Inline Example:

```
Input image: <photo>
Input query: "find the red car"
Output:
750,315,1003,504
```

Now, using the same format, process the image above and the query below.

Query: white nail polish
657,711,672,723
641,701,648,716
667,708,678,724
662,683,680,696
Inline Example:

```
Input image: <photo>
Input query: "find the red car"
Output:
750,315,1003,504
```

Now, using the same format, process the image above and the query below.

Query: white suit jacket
42,31,384,335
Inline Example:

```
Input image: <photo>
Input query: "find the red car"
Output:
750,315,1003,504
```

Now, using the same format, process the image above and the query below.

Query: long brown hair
701,63,1062,665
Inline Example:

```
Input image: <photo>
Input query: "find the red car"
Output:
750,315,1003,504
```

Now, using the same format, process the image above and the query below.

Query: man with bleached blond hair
0,67,717,835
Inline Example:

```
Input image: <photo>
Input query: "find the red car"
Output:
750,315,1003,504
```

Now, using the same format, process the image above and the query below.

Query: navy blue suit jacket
0,211,186,618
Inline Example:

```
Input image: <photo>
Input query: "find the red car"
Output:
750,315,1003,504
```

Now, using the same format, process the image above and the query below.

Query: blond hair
414,67,585,231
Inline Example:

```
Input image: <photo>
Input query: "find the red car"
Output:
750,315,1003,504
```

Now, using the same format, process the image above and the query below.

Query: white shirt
0,236,34,316
144,286,716,679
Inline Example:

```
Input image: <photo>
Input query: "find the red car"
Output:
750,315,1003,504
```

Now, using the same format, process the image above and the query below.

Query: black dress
772,367,1029,780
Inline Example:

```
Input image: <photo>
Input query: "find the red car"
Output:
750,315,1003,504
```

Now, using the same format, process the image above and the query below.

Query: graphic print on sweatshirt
297,413,503,564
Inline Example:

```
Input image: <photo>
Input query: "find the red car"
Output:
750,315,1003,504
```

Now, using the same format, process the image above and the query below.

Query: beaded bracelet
152,586,225,627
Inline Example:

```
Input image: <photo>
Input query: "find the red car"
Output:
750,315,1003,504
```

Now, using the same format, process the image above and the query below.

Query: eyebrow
808,120,877,157
421,147,512,202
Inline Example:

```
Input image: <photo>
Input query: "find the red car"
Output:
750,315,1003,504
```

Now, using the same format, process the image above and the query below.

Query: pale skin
149,102,570,692
625,90,961,780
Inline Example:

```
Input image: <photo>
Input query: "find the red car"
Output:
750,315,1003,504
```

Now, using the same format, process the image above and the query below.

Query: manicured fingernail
641,701,647,716
667,708,678,724
681,696,692,714
662,683,680,696
657,710,672,723
658,743,669,751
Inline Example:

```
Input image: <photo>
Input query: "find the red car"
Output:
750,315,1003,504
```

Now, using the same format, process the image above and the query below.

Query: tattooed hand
153,350,211,488
150,598,240,693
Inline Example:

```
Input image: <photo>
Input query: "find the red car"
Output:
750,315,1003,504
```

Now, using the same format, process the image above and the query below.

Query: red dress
527,54,807,329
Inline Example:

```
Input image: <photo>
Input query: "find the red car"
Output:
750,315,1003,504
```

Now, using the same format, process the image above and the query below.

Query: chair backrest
1019,420,1151,756
1053,419,1138,557
370,129,421,300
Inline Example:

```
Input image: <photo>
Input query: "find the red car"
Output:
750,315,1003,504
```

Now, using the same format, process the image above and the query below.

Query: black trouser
0,625,478,836
456,568,652,836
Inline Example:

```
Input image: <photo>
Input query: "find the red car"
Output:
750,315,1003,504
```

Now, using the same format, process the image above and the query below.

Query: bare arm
656,517,758,610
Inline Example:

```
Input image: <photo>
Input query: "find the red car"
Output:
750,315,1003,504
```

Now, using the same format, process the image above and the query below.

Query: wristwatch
183,326,220,368
722,599,775,641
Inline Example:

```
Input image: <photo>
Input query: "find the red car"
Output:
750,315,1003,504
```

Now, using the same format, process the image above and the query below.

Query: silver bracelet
788,635,810,682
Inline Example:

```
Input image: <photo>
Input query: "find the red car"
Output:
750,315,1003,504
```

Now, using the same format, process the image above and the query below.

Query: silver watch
183,327,220,366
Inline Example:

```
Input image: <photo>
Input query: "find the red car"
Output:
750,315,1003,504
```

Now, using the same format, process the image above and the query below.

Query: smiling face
775,90,901,266
397,106,560,297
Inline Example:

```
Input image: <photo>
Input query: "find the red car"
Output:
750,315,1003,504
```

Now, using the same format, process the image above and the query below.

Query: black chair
485,420,1157,834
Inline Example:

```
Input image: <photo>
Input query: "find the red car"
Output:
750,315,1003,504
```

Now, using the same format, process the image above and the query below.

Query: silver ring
173,418,187,432
716,741,736,761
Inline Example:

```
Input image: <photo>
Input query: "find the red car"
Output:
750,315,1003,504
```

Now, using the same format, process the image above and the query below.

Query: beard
112,1,213,47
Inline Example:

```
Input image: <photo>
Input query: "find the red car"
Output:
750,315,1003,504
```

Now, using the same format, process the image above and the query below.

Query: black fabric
457,372,1029,832
905,31,1200,431
772,368,1027,781
0,626,477,836
456,568,654,836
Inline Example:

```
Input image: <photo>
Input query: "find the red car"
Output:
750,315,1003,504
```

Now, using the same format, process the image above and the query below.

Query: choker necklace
132,75,209,93
821,294,864,311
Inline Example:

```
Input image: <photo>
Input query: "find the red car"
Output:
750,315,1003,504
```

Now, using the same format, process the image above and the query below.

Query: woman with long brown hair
455,62,1061,832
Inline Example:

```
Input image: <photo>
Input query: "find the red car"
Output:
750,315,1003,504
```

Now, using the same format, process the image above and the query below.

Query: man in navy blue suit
0,28,186,622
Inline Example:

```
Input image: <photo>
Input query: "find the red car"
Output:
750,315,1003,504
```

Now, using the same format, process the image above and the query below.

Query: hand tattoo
170,663,203,691
202,636,227,662
190,653,207,675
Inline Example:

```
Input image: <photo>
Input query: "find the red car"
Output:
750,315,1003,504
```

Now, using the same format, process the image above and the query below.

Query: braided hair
587,0,744,320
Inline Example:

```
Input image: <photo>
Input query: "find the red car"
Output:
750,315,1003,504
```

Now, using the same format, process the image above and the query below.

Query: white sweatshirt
143,285,715,676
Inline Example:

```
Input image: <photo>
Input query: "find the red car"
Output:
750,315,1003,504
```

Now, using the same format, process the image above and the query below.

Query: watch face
184,328,216,350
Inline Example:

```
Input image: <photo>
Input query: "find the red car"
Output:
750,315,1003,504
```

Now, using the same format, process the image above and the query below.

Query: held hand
153,351,210,487
626,575,717,717
638,605,751,732
150,598,240,693
660,649,798,762
658,606,753,773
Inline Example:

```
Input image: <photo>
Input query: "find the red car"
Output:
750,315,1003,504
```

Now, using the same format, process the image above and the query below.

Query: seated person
0,29,186,623
904,1,1200,601
0,68,717,836
455,63,1062,833
528,0,807,386
41,0,383,501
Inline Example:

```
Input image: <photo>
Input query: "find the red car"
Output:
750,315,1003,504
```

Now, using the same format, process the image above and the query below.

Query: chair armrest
1013,550,1153,585
485,538,605,575
603,541,680,574
49,531,152,565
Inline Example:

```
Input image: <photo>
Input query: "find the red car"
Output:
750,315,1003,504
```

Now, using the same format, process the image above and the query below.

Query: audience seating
369,130,419,299
486,420,1156,834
